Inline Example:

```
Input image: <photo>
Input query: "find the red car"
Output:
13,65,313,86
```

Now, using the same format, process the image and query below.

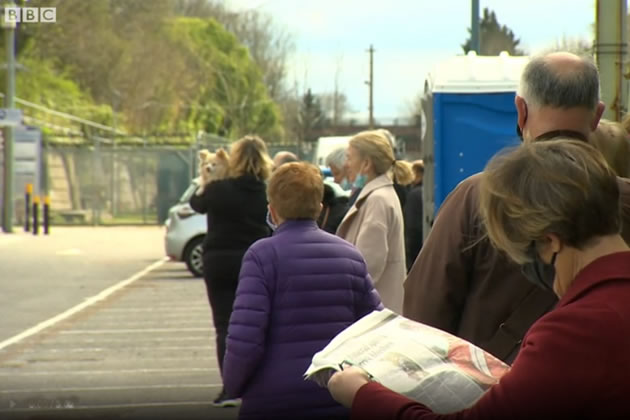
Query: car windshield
179,179,200,204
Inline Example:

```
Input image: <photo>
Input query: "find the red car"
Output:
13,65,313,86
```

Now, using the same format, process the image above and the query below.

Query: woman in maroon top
327,139,630,420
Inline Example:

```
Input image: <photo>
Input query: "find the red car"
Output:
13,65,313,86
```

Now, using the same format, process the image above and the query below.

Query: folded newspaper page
304,309,509,414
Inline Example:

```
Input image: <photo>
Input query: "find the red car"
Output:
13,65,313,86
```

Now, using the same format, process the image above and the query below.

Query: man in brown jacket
403,52,630,363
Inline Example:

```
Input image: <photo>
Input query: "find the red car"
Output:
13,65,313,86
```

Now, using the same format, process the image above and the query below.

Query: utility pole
366,45,374,129
471,0,480,53
595,0,627,121
2,2,16,233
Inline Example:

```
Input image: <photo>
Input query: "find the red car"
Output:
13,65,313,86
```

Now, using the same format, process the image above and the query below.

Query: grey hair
517,54,600,110
325,146,347,168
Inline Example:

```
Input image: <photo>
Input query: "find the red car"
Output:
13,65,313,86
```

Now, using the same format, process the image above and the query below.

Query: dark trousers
202,250,245,378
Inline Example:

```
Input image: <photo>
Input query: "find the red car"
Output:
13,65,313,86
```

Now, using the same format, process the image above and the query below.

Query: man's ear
515,95,528,132
592,101,606,131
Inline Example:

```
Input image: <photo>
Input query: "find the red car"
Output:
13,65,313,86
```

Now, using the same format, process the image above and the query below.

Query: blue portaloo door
433,92,520,212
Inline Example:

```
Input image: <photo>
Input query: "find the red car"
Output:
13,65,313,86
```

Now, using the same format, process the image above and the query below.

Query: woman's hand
327,366,371,408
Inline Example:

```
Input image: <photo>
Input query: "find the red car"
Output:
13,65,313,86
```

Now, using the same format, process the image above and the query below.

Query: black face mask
521,242,557,292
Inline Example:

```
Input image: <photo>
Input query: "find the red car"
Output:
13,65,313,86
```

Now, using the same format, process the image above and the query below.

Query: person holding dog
189,135,272,407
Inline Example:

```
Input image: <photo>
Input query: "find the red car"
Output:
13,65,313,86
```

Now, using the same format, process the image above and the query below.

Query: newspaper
304,309,510,414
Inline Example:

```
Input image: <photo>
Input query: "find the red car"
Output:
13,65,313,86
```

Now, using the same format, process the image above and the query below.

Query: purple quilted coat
223,220,383,419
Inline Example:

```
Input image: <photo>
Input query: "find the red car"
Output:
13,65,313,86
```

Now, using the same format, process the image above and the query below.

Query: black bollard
25,183,32,232
33,195,39,236
44,195,50,235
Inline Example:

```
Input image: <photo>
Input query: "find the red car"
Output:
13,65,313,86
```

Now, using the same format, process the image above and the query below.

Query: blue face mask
339,178,352,191
521,241,557,292
353,174,367,189
266,209,277,231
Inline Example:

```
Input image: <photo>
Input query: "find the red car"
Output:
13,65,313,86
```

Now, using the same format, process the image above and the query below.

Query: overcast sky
226,0,599,119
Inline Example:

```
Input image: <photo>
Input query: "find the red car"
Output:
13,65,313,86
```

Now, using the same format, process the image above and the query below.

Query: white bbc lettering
40,8,56,23
3,7,56,24
22,7,38,23
4,7,20,23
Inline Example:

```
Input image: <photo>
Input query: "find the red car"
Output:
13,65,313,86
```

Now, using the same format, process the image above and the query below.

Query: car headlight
176,205,197,219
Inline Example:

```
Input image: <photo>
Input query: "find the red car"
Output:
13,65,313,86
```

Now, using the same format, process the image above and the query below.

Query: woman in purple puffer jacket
223,162,383,420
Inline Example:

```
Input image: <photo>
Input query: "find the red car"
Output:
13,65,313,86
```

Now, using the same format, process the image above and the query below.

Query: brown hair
268,162,324,220
589,119,630,177
229,135,273,180
479,139,620,264
349,130,414,185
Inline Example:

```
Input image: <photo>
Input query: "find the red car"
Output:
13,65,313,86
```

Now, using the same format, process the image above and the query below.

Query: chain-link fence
43,139,312,226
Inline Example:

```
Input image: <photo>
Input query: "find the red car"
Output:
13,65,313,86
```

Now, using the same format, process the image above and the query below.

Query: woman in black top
189,135,272,406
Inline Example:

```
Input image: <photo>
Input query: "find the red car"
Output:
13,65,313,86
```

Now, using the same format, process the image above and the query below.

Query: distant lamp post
2,1,17,233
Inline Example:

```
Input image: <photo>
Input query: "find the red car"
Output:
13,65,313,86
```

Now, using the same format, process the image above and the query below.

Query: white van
312,136,352,166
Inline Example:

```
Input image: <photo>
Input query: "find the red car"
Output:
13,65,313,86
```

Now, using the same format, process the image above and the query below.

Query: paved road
0,227,166,341
0,227,238,420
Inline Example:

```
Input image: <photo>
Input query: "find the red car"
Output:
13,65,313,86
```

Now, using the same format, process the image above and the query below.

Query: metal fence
42,140,310,226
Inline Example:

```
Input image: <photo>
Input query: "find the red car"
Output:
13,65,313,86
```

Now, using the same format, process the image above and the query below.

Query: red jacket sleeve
350,305,623,420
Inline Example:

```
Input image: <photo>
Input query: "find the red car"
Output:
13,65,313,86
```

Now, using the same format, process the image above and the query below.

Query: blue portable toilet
422,52,530,239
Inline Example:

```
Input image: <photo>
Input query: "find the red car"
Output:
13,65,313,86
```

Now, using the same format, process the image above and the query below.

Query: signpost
2,2,16,233
0,108,22,127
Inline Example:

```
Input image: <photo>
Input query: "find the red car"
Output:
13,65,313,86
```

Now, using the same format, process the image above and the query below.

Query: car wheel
184,236,204,278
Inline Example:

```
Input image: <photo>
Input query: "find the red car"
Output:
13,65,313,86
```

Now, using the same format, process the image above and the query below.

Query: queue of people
190,50,630,419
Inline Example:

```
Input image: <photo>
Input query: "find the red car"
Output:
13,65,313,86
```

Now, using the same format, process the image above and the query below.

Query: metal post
2,3,16,233
142,136,147,224
32,195,39,235
595,0,628,121
24,183,31,232
111,104,117,218
471,0,481,54
91,139,97,226
43,195,49,235
367,45,375,129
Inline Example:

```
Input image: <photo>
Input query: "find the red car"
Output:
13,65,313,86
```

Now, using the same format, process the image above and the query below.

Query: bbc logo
4,7,56,23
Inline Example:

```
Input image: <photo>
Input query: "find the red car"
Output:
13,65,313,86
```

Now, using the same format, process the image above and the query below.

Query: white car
164,179,206,277
164,177,349,277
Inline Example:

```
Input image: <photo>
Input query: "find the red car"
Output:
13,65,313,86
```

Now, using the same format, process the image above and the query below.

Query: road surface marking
31,336,212,343
100,307,209,312
59,328,210,334
0,400,227,412
16,345,214,353
0,383,222,393
0,367,218,376
0,258,168,351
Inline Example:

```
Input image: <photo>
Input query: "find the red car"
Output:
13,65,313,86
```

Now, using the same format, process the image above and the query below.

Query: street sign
0,108,22,126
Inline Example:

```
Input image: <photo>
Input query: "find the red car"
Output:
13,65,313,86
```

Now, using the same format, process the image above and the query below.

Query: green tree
10,0,283,141
462,8,524,55
172,0,295,102
168,17,283,141
296,89,325,143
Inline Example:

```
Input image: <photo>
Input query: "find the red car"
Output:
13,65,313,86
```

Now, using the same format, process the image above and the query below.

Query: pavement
0,227,239,420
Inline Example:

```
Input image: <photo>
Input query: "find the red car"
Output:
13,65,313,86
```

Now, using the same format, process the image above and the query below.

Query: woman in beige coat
336,130,414,313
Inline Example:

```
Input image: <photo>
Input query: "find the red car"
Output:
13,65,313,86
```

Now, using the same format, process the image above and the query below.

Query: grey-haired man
403,52,630,363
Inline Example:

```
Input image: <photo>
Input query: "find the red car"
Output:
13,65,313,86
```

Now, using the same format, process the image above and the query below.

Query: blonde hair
479,139,620,265
590,119,630,177
229,135,272,180
268,162,323,220
349,130,414,185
